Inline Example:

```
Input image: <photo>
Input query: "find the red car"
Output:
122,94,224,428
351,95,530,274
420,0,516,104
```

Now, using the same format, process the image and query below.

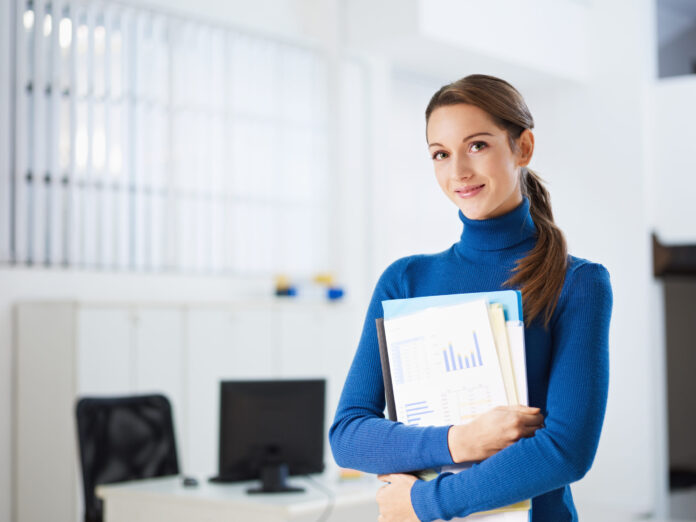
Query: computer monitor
210,379,325,493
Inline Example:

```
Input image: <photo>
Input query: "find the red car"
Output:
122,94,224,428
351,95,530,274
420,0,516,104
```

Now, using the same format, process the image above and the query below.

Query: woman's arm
409,262,613,521
329,259,456,473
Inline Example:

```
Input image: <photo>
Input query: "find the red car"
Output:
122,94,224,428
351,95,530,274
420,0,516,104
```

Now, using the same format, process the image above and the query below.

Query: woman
328,74,612,522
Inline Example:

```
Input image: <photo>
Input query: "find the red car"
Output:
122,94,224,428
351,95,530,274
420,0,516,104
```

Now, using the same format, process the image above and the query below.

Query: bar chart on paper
442,332,483,372
403,400,436,426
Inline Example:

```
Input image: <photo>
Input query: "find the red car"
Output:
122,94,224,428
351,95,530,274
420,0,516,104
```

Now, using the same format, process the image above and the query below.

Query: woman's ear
517,129,534,167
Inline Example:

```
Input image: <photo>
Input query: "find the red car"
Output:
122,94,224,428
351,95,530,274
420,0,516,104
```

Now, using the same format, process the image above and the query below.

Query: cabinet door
131,306,186,455
276,303,358,400
184,306,273,475
77,306,132,395
16,303,81,522
276,303,360,470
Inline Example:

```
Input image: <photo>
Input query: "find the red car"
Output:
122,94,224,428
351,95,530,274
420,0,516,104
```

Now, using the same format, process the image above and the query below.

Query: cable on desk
303,474,335,522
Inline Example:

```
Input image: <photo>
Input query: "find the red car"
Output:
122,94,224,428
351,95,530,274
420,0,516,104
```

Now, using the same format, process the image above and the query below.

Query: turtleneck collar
455,196,537,253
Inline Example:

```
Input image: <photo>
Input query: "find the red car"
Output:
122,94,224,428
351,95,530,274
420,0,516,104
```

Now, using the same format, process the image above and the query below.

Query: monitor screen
216,379,325,482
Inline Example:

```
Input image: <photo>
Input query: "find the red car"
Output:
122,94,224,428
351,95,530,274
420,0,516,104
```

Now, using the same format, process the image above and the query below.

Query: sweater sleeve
328,258,455,473
410,262,613,521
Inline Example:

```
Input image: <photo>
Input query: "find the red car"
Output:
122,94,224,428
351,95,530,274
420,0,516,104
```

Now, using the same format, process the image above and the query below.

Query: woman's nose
451,157,474,180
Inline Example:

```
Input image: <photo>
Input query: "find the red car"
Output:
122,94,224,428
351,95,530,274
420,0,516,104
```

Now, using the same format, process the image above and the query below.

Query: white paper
384,299,508,430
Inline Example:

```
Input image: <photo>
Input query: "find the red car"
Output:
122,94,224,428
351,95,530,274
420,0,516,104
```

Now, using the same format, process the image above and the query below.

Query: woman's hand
376,473,419,522
448,405,544,463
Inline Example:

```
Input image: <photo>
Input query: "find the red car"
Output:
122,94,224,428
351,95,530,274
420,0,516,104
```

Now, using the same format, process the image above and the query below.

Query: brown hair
425,74,567,327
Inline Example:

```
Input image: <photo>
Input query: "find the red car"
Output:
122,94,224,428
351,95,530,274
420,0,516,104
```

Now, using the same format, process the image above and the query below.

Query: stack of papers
376,290,530,521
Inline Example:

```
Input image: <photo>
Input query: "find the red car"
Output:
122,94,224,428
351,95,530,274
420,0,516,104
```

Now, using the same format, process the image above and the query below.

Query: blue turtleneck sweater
329,198,612,521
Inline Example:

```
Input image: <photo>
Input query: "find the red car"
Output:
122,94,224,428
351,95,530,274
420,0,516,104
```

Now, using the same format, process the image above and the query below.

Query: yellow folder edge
488,303,519,406
475,499,531,514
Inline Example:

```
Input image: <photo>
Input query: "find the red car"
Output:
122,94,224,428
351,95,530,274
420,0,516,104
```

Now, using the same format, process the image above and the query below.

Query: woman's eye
432,151,448,160
470,141,487,152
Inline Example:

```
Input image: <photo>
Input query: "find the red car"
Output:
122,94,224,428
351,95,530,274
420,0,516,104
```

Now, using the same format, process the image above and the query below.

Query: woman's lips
455,184,485,198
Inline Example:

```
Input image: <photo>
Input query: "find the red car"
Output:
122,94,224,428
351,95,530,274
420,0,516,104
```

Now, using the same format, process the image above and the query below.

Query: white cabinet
131,307,187,447
277,304,328,378
184,305,274,475
14,300,353,522
275,303,357,471
76,307,131,394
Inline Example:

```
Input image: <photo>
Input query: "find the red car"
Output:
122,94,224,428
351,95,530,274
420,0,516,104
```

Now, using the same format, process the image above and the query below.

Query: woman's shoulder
375,248,455,292
547,255,613,331
565,255,611,284
379,248,455,279
556,255,613,312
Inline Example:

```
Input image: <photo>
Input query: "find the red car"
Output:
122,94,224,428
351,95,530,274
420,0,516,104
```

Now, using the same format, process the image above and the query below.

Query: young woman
329,74,612,521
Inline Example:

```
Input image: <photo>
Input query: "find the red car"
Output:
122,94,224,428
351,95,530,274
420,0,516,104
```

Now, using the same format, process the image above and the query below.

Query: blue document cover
382,289,522,321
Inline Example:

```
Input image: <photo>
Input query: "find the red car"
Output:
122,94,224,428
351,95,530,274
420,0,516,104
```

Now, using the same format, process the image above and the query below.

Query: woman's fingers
508,405,544,427
519,424,543,438
520,412,545,426
511,405,541,413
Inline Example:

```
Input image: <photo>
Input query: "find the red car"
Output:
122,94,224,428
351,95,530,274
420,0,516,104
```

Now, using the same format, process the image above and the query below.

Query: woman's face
426,103,534,220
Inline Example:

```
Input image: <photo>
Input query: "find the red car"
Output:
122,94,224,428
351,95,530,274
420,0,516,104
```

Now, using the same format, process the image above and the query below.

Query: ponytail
505,168,568,327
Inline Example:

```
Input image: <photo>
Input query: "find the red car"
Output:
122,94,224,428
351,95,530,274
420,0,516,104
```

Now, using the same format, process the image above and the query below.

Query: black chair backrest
75,394,180,522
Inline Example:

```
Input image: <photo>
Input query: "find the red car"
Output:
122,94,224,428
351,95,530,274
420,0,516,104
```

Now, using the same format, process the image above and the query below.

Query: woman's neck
455,197,536,253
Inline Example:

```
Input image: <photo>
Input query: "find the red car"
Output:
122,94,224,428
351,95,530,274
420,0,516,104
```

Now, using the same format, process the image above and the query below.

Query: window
9,0,329,275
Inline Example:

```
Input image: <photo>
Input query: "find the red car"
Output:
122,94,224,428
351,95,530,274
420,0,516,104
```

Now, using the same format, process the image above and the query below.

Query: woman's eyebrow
428,132,495,148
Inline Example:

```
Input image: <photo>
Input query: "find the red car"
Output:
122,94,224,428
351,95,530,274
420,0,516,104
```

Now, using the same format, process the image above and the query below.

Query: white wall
652,76,696,243
372,68,460,271
418,0,590,83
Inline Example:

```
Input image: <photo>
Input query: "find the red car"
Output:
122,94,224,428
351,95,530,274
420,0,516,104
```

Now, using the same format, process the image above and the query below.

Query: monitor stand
247,463,304,494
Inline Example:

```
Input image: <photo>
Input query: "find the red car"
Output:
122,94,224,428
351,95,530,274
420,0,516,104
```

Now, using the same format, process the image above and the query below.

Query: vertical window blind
9,0,329,275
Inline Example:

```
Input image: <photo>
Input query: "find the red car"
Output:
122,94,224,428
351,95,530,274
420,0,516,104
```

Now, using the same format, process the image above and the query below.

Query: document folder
376,291,531,521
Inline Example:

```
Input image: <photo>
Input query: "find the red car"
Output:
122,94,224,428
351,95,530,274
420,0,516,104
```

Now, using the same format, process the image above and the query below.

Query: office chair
75,394,180,522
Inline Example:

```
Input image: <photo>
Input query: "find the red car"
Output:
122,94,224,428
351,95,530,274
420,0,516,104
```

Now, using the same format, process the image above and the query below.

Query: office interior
2,0,696,521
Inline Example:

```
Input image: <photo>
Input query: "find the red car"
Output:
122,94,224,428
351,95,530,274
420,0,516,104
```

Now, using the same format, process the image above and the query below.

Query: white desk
96,473,381,522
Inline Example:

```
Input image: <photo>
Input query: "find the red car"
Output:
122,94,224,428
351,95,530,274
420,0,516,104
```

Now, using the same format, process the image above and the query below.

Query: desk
96,473,381,522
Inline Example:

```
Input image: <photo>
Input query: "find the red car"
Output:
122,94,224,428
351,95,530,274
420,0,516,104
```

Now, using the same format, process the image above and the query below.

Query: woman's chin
458,204,489,221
